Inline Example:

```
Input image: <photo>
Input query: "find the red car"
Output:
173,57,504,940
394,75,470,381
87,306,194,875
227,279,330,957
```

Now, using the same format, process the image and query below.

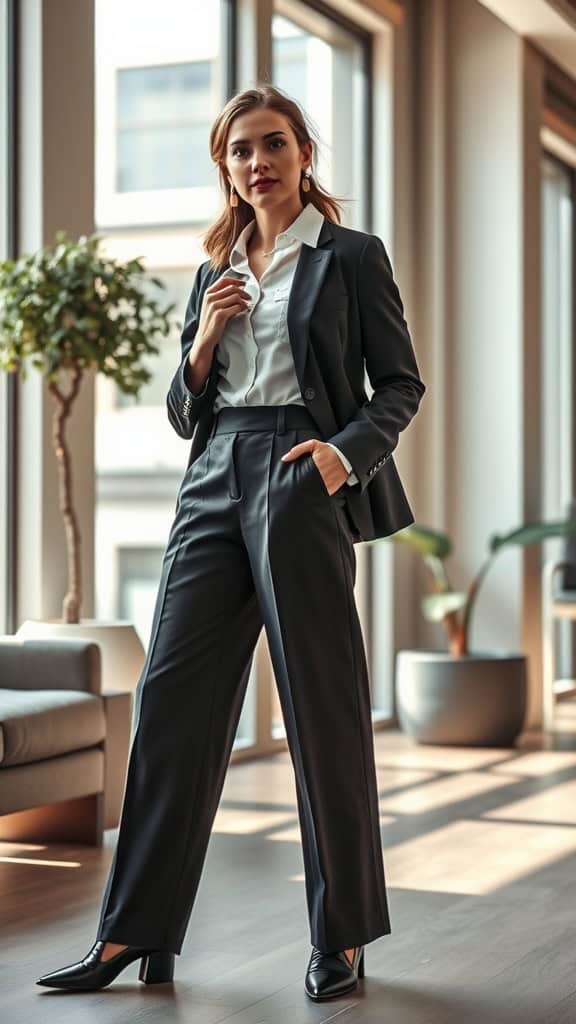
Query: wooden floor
3,701,576,1023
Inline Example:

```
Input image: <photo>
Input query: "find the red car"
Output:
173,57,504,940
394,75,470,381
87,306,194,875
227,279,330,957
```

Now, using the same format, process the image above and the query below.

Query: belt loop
277,406,286,435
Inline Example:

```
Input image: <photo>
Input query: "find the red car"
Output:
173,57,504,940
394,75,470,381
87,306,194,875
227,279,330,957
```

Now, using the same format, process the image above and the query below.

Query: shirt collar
229,202,325,267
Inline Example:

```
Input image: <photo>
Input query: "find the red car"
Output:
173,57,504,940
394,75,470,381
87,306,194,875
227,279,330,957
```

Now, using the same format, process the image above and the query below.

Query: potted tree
0,229,174,690
373,519,576,746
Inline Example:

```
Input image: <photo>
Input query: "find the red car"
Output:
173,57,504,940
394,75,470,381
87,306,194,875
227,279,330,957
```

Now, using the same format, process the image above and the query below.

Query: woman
37,83,425,1002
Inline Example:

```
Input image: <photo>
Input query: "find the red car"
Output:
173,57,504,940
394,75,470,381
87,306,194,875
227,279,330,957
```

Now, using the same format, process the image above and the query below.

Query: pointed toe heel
138,951,175,984
36,940,176,991
304,944,365,1001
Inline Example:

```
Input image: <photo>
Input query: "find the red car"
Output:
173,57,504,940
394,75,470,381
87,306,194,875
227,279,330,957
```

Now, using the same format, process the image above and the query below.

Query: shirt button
304,387,316,400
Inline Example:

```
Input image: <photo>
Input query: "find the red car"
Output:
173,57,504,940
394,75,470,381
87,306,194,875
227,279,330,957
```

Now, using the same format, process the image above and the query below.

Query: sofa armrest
0,638,101,696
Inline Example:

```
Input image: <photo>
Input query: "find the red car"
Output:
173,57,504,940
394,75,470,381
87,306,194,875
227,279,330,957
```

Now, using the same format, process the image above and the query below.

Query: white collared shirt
201,202,357,485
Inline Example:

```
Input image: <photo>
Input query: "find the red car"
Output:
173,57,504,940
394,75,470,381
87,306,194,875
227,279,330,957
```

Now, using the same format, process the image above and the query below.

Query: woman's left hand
281,440,349,495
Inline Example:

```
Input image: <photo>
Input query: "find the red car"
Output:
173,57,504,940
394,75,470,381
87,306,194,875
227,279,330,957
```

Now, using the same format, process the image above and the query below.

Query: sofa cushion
0,689,107,767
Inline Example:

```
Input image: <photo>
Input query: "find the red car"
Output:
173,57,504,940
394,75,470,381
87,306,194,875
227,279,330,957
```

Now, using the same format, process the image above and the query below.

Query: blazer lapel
286,217,334,384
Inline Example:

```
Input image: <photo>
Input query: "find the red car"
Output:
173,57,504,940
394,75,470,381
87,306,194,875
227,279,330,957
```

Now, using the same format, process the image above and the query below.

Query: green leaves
390,523,452,559
488,520,576,554
0,229,175,396
381,516,576,654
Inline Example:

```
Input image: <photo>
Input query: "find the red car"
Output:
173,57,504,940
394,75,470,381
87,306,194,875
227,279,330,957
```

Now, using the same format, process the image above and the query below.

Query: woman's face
224,108,312,210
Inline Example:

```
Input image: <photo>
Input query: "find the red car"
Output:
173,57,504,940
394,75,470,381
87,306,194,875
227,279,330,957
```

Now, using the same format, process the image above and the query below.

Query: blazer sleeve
166,259,219,439
326,233,426,494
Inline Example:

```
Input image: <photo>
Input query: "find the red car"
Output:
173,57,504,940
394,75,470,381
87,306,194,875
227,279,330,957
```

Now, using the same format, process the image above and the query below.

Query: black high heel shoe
304,944,365,1000
36,940,175,990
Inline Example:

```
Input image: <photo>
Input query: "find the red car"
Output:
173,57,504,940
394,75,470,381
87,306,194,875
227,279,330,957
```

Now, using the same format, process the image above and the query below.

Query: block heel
358,948,365,978
138,950,175,984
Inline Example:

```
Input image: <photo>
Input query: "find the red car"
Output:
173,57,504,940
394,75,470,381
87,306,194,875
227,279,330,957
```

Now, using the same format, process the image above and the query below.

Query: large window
541,154,574,516
94,1,226,638
273,1,371,231
541,152,575,683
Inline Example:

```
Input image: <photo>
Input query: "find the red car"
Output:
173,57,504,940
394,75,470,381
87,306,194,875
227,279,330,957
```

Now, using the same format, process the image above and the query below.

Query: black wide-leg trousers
96,404,391,955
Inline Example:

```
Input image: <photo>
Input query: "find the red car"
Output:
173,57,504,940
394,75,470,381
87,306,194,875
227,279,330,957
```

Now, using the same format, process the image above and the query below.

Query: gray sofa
0,636,132,845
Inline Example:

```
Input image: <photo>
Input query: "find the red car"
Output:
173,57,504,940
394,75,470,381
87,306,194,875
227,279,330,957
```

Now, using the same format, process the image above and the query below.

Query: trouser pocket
228,434,242,501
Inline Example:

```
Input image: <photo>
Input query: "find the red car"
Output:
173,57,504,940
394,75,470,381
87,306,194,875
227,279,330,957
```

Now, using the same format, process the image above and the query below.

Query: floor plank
2,701,576,1023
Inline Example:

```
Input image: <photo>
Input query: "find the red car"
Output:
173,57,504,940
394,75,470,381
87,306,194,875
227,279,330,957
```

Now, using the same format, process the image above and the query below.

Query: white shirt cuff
326,443,359,486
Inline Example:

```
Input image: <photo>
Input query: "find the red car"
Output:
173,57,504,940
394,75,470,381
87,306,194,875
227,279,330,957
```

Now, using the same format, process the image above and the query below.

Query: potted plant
371,519,576,746
0,229,174,691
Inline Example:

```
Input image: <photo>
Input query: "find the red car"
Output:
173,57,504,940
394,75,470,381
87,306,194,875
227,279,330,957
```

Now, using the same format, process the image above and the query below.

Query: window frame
0,0,17,634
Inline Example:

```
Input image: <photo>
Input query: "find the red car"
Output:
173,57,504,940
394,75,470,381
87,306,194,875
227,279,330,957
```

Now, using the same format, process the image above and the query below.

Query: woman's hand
281,440,349,495
195,275,252,352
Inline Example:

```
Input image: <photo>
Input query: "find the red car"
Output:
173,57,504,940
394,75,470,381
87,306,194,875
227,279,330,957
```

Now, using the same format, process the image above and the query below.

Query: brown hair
200,83,349,271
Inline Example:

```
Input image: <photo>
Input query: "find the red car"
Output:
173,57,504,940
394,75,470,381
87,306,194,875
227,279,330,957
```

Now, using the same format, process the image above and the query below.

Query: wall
409,0,545,726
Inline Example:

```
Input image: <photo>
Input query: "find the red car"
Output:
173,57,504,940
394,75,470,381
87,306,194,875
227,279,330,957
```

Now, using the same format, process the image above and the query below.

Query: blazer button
303,387,316,401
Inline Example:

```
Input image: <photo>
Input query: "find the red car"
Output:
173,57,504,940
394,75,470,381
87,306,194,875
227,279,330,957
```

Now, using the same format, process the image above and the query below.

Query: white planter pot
16,620,145,695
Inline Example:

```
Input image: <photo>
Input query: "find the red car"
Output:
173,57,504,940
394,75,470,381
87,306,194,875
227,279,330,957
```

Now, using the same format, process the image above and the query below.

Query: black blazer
166,215,426,543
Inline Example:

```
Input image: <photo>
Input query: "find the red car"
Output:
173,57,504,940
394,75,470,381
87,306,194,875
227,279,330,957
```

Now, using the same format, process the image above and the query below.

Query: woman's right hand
195,275,252,352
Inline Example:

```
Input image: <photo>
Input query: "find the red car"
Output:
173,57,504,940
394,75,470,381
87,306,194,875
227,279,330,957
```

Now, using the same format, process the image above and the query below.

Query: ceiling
477,0,576,78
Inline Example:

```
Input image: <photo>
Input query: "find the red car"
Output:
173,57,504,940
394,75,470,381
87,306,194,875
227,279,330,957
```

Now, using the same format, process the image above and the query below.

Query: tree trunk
48,367,83,623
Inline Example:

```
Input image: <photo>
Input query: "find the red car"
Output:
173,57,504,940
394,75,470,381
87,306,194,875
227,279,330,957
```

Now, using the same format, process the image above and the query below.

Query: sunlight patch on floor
484,778,576,825
385,818,576,894
380,770,510,815
211,807,297,835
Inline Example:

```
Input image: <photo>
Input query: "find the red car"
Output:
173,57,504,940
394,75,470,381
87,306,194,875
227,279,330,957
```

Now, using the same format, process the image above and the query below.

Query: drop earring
230,183,238,207
301,167,312,192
